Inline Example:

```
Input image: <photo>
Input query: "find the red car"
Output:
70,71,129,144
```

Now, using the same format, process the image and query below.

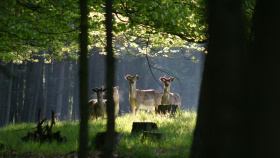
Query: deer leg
135,107,139,114
132,106,136,115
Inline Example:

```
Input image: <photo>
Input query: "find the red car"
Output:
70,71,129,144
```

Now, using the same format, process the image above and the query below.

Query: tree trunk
246,0,280,157
0,71,5,126
102,0,115,157
22,62,32,122
72,61,79,121
55,62,65,117
190,0,247,157
78,0,89,158
42,62,48,119
5,63,13,125
32,63,42,122
191,0,280,157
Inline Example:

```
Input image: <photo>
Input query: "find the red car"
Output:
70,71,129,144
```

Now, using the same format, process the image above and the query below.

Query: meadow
0,110,196,158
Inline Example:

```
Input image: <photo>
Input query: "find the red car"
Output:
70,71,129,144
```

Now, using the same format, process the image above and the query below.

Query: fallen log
21,109,66,143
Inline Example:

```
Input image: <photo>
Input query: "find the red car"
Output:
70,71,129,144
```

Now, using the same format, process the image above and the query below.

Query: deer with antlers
125,74,162,115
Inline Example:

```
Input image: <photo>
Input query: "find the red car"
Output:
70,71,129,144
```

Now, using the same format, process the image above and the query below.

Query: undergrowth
0,110,196,158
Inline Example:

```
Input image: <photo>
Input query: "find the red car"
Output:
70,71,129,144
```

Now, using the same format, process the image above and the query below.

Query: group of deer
88,74,181,119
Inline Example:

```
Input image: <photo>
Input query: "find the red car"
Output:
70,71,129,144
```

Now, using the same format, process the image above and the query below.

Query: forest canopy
0,0,209,63
0,0,256,63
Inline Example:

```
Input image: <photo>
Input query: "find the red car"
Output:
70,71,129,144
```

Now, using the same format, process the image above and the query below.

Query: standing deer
88,88,107,119
159,76,181,107
125,74,162,115
89,87,120,119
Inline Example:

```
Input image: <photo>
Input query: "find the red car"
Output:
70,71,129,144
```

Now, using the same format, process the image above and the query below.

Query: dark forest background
0,48,205,127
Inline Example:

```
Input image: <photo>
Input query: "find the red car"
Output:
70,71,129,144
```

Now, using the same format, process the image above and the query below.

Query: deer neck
129,82,137,100
163,85,170,99
97,95,104,105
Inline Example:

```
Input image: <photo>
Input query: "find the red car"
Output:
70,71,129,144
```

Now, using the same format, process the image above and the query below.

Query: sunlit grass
0,110,196,157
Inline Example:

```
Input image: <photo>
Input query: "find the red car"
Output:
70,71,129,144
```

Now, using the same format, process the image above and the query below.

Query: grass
0,110,196,158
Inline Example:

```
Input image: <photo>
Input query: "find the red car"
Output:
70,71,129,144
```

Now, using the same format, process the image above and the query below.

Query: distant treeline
0,48,205,126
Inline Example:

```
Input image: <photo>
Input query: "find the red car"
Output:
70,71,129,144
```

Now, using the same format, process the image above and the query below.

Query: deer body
125,74,162,115
112,86,120,117
89,87,120,119
160,76,181,107
89,88,106,119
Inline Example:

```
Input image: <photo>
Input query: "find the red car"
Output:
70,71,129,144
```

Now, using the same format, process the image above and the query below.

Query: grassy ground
0,110,196,158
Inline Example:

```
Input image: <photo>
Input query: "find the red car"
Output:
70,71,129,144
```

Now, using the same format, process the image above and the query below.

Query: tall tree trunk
55,62,65,117
32,63,42,122
102,0,115,157
246,0,280,157
72,62,79,121
42,62,48,119
47,62,57,118
23,62,34,122
191,0,280,157
0,72,5,126
190,0,247,157
27,63,37,122
62,62,70,120
78,0,89,158
5,63,13,125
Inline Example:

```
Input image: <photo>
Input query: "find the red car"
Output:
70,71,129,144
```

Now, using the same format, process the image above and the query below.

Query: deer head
92,87,107,98
160,76,174,88
125,74,140,84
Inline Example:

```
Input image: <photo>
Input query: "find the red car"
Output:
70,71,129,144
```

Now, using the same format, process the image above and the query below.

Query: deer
125,74,162,115
112,86,120,117
88,87,107,119
159,76,181,107
88,87,120,119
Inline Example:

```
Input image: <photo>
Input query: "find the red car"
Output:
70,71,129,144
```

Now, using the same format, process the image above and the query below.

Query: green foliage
0,110,196,157
0,0,257,63
0,0,80,62
0,0,209,63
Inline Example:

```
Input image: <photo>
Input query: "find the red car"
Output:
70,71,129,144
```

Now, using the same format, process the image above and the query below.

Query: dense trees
0,0,207,63
191,0,280,157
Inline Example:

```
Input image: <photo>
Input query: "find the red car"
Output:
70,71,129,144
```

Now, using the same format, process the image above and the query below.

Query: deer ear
170,77,174,82
92,88,97,92
125,75,131,80
160,77,165,82
135,74,140,80
102,88,107,92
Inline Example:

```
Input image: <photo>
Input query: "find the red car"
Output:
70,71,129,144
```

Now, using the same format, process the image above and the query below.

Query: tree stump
131,122,158,133
92,132,121,150
142,131,165,141
156,105,178,115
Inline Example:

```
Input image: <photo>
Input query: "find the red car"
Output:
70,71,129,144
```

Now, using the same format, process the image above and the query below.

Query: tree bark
55,62,65,117
32,63,42,122
42,62,48,119
78,0,89,158
191,0,280,157
72,61,80,121
5,63,13,125
190,0,247,157
102,0,115,157
246,0,280,157
22,62,33,122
